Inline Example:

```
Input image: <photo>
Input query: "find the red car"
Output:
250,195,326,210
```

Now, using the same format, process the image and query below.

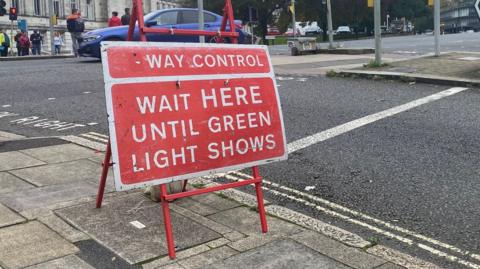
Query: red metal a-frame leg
96,140,111,208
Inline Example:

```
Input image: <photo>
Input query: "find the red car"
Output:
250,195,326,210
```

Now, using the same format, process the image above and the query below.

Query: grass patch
190,183,206,189
326,70,337,77
364,60,389,68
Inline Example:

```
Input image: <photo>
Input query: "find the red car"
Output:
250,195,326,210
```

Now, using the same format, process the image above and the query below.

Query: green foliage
181,0,434,41
364,60,389,68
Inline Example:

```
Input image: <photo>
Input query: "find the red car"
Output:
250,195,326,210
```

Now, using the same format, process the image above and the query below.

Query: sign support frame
95,0,272,260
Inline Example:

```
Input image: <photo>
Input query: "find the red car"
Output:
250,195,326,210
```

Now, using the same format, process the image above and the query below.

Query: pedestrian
30,30,43,55
14,30,21,56
0,28,10,57
67,8,85,57
18,31,30,56
53,32,63,55
121,8,130,25
108,11,122,27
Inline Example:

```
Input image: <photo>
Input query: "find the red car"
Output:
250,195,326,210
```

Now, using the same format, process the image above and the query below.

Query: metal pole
48,0,54,55
434,0,440,56
10,20,14,56
198,0,204,43
326,0,333,49
291,0,296,40
374,0,382,65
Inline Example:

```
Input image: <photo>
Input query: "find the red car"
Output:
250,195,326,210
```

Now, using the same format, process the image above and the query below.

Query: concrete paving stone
223,231,245,241
0,203,25,227
291,230,385,269
20,207,54,220
24,255,94,269
169,204,232,235
157,263,186,269
189,193,241,212
0,221,78,269
74,239,139,269
142,245,210,269
0,151,45,171
205,238,351,269
55,192,221,264
227,232,282,252
206,238,230,249
0,182,98,212
374,263,406,269
39,213,90,242
10,159,112,187
0,172,35,194
20,144,100,164
173,197,218,216
177,246,238,269
142,245,208,269
266,205,369,248
207,206,304,236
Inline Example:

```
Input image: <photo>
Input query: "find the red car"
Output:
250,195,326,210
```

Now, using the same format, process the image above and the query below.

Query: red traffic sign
101,42,287,191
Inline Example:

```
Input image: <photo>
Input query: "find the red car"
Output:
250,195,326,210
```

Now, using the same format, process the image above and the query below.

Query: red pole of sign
96,140,111,208
160,184,176,259
252,166,268,233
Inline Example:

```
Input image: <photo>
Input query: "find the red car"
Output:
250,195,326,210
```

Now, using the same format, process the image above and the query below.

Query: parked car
267,26,281,36
303,22,322,35
79,8,251,58
334,26,352,35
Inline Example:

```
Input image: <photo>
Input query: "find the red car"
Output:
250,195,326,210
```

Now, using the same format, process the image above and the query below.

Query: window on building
53,0,64,18
11,0,19,10
82,0,94,20
70,0,77,11
34,0,41,15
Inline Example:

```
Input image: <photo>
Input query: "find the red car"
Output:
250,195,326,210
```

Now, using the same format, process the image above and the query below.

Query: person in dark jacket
14,30,21,56
30,30,43,55
67,9,84,57
121,8,131,25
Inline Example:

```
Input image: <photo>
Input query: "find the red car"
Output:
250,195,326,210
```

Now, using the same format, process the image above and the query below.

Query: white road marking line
2,105,11,108
233,170,480,262
224,173,480,269
79,133,109,143
88,131,110,139
87,122,98,126
287,87,469,154
83,91,91,94
48,98,56,100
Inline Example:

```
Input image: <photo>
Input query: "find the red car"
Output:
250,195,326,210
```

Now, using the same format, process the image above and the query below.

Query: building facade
441,0,480,33
0,0,180,54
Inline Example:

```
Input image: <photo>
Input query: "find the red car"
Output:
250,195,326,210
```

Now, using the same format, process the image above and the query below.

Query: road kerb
335,69,480,88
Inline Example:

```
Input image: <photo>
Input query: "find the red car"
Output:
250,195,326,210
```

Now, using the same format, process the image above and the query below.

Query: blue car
79,8,251,58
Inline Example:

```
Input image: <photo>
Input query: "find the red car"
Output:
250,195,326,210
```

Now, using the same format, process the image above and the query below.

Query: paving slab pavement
0,138,439,269
337,52,480,87
0,221,78,269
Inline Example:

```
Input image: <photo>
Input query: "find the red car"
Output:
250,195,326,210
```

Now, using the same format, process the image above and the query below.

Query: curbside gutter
317,48,375,55
0,55,75,61
335,69,480,88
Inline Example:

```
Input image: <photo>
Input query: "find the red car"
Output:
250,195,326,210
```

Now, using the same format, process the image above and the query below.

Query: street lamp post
374,0,382,65
434,0,440,56
326,0,333,49
198,0,204,43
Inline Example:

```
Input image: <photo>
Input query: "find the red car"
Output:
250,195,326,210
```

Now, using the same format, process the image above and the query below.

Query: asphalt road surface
1,58,480,268
269,32,480,56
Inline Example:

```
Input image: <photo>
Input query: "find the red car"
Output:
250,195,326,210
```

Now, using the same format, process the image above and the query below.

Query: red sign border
101,41,287,191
